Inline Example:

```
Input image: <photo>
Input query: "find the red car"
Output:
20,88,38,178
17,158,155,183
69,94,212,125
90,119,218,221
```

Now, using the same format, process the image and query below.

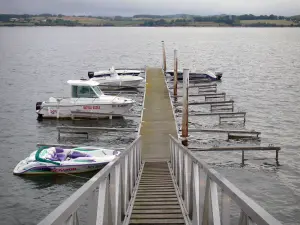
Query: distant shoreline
1,24,299,28
1,13,299,28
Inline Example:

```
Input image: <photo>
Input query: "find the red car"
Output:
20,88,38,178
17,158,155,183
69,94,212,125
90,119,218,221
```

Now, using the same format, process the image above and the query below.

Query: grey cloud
0,0,299,16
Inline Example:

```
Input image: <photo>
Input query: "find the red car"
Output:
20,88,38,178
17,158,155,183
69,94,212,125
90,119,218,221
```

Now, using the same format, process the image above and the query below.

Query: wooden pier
140,68,177,161
37,45,283,225
131,68,184,224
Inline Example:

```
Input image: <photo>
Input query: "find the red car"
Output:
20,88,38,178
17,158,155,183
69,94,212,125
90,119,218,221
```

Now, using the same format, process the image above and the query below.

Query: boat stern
215,71,223,80
36,101,43,114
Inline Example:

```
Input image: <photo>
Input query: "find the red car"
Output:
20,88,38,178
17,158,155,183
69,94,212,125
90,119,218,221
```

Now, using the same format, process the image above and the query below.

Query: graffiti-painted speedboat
35,79,135,120
13,146,120,175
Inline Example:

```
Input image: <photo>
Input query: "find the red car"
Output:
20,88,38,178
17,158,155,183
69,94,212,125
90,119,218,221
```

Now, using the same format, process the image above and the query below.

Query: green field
0,21,35,26
191,21,225,27
240,19,297,26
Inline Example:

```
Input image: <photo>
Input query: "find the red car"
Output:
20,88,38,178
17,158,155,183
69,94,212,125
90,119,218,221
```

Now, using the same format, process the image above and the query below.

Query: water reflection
17,170,99,189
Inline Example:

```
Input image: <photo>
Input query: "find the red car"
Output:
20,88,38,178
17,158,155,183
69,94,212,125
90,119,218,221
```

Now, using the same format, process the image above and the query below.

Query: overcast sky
0,0,299,16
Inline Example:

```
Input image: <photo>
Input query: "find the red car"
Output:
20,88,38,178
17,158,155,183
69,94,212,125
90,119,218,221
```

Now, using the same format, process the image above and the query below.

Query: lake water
0,27,300,225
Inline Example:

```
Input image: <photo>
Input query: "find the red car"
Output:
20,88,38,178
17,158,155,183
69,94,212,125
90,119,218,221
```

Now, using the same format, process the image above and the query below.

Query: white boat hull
37,103,133,119
91,76,143,89
36,79,135,120
14,161,108,175
13,147,120,175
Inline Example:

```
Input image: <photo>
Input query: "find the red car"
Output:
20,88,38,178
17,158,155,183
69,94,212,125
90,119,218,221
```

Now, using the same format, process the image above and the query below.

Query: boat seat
56,153,68,161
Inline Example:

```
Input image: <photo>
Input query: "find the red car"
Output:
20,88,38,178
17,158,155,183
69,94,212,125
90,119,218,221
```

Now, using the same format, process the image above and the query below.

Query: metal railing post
129,148,134,196
178,149,184,196
162,41,167,72
192,162,201,225
210,181,221,225
202,176,211,225
114,163,121,225
183,153,191,214
87,189,98,225
174,49,178,96
221,190,231,225
97,177,113,225
175,144,180,183
122,155,129,217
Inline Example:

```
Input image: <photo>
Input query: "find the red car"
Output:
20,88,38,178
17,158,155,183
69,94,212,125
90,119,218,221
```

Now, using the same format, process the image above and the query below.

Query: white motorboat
115,68,143,76
35,79,135,120
166,69,223,81
13,146,120,175
87,67,143,89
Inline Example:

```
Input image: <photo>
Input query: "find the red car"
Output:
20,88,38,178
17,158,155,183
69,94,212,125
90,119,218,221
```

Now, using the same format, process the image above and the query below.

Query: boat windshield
91,86,103,97
71,85,103,98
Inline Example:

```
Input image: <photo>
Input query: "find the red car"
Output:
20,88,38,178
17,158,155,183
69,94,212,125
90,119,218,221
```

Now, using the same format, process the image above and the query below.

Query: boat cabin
67,80,103,98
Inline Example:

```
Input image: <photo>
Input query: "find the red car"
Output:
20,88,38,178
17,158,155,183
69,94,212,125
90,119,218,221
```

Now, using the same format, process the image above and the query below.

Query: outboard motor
36,102,42,111
215,72,223,80
88,71,94,79
36,102,43,121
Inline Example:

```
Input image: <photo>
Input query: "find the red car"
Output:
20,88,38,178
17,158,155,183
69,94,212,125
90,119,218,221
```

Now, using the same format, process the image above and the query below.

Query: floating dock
131,68,183,224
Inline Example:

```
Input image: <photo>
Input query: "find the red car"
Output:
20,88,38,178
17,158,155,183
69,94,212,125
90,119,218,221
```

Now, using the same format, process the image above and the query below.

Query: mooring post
174,49,178,96
162,41,167,72
181,69,189,146
56,99,62,119
242,150,245,166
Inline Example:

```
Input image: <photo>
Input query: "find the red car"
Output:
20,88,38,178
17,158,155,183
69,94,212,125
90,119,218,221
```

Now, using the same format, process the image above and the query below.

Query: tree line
0,13,299,27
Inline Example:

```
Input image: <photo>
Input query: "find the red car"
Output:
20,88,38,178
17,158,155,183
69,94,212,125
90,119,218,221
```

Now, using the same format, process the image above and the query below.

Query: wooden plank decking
130,68,184,225
130,162,184,225
140,67,178,161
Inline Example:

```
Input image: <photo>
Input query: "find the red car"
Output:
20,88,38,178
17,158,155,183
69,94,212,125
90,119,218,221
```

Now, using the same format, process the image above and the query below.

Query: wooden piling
174,49,178,97
181,69,189,146
162,41,167,72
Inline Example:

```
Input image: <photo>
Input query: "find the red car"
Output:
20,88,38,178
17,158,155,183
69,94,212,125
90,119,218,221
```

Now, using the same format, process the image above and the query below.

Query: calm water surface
0,27,300,225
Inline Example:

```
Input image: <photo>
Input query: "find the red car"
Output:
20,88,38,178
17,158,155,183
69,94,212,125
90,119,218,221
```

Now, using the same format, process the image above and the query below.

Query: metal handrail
169,134,283,225
38,135,142,225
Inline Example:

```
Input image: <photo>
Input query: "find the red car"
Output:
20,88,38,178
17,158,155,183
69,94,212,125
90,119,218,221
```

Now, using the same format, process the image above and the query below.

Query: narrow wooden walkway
130,162,184,225
130,68,184,224
140,67,177,161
